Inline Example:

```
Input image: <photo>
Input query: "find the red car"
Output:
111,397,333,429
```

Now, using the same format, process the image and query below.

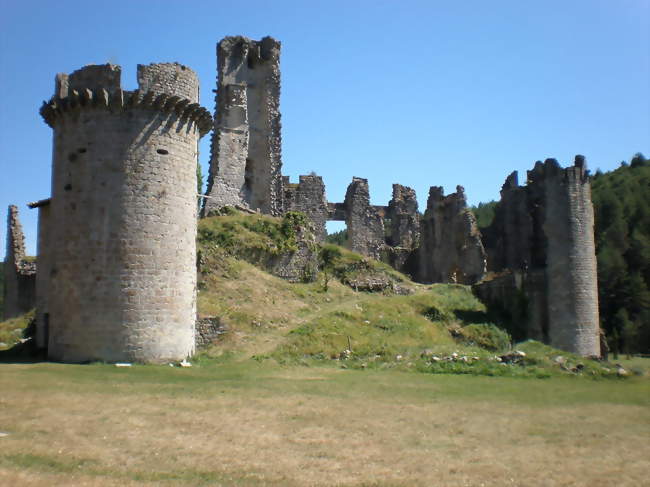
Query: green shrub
456,323,511,351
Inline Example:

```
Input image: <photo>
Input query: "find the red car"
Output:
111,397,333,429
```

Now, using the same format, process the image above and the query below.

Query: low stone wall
195,316,227,348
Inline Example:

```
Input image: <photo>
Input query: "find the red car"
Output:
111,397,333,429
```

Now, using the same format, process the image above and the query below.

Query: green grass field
2,215,649,485
0,360,648,486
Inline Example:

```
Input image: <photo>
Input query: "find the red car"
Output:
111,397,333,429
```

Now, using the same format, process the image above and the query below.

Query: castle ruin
4,35,600,361
3,205,36,319
475,157,600,356
203,36,283,216
30,62,211,362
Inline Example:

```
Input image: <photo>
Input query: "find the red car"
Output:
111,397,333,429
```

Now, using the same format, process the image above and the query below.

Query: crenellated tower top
40,63,212,135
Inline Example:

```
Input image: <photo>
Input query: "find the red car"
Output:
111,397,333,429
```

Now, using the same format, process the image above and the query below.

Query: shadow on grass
453,309,490,324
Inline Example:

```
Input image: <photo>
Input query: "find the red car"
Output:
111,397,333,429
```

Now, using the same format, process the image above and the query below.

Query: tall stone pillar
204,36,283,215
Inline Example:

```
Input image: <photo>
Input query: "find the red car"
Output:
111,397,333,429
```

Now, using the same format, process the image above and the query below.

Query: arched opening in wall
325,221,348,247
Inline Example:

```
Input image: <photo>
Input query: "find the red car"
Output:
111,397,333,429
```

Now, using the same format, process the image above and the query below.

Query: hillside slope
194,212,620,378
0,211,629,377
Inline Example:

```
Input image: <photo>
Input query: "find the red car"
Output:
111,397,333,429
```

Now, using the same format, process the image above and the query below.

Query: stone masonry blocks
204,36,283,216
41,63,209,363
475,156,600,356
418,186,487,284
344,177,385,260
283,174,329,242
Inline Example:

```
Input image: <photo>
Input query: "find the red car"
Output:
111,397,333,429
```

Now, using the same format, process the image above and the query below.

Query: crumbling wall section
418,186,486,284
267,225,319,282
3,205,36,319
282,175,328,242
344,178,385,260
386,184,419,273
204,36,283,216
204,83,250,211
476,156,599,356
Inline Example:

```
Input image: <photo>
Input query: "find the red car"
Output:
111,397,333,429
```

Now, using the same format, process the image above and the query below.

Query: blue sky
1,0,648,257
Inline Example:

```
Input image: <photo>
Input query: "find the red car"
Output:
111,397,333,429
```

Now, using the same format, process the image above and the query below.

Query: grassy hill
193,212,626,379
0,210,641,379
1,211,648,486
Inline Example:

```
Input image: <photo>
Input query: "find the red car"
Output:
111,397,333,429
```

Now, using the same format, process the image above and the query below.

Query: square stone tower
203,36,283,215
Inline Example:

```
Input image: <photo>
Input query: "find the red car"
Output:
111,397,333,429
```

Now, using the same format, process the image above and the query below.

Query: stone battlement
217,36,281,66
41,63,212,136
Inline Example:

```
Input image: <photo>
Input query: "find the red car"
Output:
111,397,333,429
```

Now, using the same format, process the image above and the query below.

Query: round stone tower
40,63,212,363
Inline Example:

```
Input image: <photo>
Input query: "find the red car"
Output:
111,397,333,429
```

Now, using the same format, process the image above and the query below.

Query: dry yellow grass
1,362,648,486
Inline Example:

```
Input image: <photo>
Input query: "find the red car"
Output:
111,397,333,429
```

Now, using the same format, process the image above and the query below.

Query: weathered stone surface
386,184,419,273
266,223,319,282
195,316,227,348
418,186,487,284
344,178,385,260
204,36,283,216
137,62,199,102
3,205,36,320
39,63,210,363
27,199,51,349
283,175,329,242
476,156,600,356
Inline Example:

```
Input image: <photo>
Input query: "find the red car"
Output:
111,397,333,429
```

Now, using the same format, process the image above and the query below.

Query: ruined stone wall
540,157,600,356
195,316,227,348
3,205,36,319
344,178,385,260
266,225,319,282
282,175,329,242
476,156,599,356
386,184,419,273
204,36,283,216
40,63,212,363
57,64,121,96
472,270,547,343
418,186,486,284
